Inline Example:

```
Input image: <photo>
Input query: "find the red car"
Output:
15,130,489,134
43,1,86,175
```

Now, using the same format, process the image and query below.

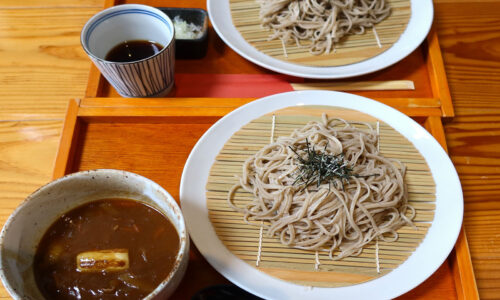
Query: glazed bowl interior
0,169,188,300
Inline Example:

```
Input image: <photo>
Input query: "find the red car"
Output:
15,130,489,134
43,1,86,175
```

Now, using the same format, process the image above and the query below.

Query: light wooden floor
1,0,500,299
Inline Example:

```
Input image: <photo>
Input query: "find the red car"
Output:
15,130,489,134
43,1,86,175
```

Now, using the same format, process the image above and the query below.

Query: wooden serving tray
87,0,454,117
53,97,477,299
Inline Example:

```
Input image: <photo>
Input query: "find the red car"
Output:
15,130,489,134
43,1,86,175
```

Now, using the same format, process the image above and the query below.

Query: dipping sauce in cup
81,4,175,97
105,40,164,62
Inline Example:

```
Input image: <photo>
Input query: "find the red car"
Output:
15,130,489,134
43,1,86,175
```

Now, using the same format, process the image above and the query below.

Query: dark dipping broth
34,199,180,300
105,40,164,62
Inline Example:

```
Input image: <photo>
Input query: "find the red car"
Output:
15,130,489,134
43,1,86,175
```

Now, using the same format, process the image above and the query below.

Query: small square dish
160,7,208,59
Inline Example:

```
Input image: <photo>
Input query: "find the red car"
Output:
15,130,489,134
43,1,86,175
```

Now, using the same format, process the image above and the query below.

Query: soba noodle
228,115,414,260
258,0,391,55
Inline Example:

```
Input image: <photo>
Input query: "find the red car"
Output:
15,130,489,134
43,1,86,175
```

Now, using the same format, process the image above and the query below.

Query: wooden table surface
0,0,499,299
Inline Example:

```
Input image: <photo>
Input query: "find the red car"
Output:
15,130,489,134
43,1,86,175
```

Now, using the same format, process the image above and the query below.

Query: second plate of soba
207,0,433,78
180,90,462,299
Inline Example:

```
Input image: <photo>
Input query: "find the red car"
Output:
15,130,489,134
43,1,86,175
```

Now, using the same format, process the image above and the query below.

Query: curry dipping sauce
33,199,180,299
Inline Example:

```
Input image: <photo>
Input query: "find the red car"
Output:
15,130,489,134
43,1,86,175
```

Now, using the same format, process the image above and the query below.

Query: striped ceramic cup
81,4,175,97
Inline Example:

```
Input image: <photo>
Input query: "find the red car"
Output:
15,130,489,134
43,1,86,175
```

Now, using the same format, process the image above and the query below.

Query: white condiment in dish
173,15,202,39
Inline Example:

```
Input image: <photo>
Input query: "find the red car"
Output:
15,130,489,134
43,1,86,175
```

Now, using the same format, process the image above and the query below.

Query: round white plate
180,90,462,299
207,0,434,79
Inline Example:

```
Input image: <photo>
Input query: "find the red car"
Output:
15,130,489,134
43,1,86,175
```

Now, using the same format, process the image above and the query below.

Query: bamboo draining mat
229,0,411,67
206,105,435,287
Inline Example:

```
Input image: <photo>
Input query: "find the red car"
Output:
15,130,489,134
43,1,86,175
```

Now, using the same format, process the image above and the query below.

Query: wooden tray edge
424,116,478,299
78,97,443,117
53,99,81,180
425,27,454,118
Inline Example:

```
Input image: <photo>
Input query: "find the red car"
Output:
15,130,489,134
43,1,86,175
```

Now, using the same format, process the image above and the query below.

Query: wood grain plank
0,118,59,300
0,120,62,227
0,7,99,120
435,2,500,298
0,0,102,8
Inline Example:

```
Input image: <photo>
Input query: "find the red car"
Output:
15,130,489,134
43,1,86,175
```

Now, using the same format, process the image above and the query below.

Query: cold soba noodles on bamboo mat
228,114,413,260
229,0,411,66
206,106,435,287
258,0,391,55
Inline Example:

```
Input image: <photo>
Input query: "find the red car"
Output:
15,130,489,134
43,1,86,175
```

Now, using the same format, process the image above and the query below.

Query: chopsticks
291,80,415,91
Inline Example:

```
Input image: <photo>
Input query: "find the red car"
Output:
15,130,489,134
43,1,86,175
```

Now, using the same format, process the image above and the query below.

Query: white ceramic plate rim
207,0,434,79
180,90,463,300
